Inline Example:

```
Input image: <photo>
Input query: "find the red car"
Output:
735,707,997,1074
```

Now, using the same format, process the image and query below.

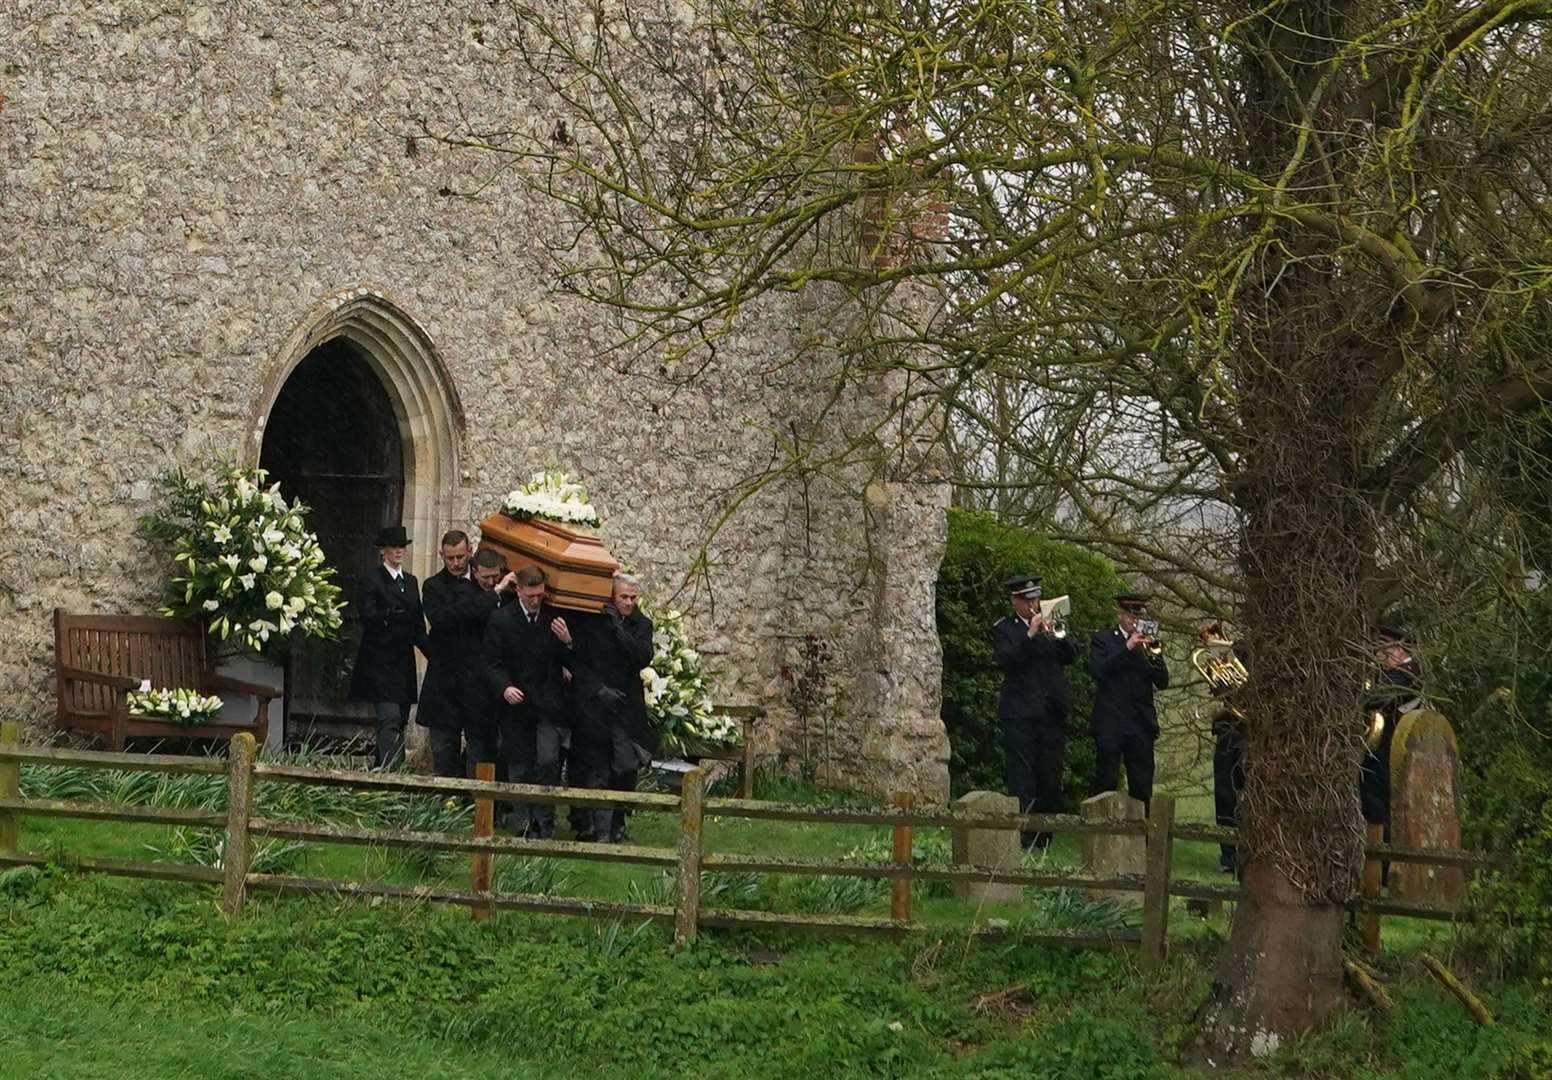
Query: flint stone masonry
1080,791,1146,907
949,790,1023,905
0,1,950,798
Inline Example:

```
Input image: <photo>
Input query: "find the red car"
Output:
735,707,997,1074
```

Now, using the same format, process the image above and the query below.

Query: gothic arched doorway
251,288,466,745
260,340,405,736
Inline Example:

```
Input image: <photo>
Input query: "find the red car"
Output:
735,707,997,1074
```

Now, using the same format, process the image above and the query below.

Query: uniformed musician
1088,592,1170,811
992,574,1077,850
1360,623,1423,844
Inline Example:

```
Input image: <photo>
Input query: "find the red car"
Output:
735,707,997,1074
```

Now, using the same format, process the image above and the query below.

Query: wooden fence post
890,791,914,924
0,719,20,858
674,768,706,949
1362,822,1385,952
1140,794,1176,973
221,732,257,917
471,761,495,921
740,718,757,800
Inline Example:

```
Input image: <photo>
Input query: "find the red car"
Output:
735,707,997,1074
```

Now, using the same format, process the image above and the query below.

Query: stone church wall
0,2,950,797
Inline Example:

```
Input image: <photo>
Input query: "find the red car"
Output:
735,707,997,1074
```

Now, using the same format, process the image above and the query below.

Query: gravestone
1389,710,1465,910
949,791,1023,904
1080,791,1146,906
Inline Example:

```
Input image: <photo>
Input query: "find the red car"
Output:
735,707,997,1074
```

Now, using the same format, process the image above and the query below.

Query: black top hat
1006,574,1042,600
1376,623,1412,647
374,525,411,548
1115,592,1150,613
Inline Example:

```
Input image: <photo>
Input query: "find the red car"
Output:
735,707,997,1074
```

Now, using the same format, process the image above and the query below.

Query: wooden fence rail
0,722,1506,965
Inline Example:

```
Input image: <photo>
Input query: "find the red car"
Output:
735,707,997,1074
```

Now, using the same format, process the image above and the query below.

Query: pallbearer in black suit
569,574,655,842
481,564,572,837
419,531,517,778
347,525,428,768
993,574,1077,850
1088,592,1170,810
466,548,516,780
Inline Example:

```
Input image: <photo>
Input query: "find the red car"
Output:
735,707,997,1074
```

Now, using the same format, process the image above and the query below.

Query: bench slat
53,609,266,748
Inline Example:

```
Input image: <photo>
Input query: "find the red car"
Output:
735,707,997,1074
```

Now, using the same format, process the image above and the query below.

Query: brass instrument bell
1138,617,1163,656
1191,622,1248,697
1038,594,1071,639
1365,709,1386,750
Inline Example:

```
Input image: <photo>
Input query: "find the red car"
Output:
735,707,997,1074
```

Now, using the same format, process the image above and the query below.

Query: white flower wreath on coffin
499,471,602,528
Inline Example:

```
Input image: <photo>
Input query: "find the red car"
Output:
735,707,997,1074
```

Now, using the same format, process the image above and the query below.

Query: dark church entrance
260,339,405,742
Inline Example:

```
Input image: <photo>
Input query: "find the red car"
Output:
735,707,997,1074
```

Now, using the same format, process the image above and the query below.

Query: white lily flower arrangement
499,470,602,528
640,605,741,754
138,459,346,656
126,686,224,726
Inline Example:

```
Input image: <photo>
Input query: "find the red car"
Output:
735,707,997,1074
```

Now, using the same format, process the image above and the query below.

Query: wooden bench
53,609,278,751
686,704,765,799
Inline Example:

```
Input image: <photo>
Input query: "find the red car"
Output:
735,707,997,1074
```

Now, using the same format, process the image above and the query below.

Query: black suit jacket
571,607,656,748
417,569,503,730
1087,625,1170,740
992,615,1077,724
481,601,570,725
1363,660,1422,761
347,565,426,704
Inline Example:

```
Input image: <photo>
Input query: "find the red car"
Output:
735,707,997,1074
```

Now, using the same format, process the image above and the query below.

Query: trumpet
1038,595,1070,639
1192,622,1248,697
1137,617,1164,657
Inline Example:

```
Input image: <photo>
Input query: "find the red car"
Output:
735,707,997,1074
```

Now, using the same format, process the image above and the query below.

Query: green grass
1,868,1549,1079
3,741,1540,1075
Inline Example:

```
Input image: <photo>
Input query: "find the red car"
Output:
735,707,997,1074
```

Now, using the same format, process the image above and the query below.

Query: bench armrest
57,665,140,691
204,673,280,698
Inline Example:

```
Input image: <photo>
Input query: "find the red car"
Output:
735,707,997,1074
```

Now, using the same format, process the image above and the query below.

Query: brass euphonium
1192,623,1249,697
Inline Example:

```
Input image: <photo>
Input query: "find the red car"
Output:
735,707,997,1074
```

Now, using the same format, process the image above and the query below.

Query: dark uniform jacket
570,607,656,749
1365,660,1423,733
992,615,1077,723
346,564,426,704
1087,625,1170,739
1360,660,1422,824
480,601,570,725
417,568,504,731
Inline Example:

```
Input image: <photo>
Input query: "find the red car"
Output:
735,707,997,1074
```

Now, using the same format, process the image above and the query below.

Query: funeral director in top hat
992,574,1077,850
1088,591,1171,810
347,524,429,767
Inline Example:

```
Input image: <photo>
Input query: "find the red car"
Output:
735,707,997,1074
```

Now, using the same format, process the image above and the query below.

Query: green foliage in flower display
137,458,345,655
936,508,1128,802
641,602,741,754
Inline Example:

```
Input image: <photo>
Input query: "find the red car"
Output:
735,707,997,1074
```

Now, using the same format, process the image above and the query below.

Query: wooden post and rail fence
0,721,1508,966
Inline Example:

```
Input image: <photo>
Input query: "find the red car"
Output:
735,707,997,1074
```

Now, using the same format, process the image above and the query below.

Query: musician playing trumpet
1360,623,1423,855
1088,591,1170,811
993,574,1078,850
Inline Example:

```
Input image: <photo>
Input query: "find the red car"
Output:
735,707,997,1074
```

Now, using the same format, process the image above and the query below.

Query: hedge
936,507,1128,803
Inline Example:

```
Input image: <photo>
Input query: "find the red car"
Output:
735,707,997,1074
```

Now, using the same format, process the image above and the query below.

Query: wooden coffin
476,513,619,613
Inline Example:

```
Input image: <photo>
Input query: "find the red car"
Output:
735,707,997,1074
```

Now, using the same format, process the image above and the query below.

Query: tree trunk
1188,862,1347,1065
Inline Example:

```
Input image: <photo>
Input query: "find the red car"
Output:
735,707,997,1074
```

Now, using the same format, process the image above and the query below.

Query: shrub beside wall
936,508,1127,804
